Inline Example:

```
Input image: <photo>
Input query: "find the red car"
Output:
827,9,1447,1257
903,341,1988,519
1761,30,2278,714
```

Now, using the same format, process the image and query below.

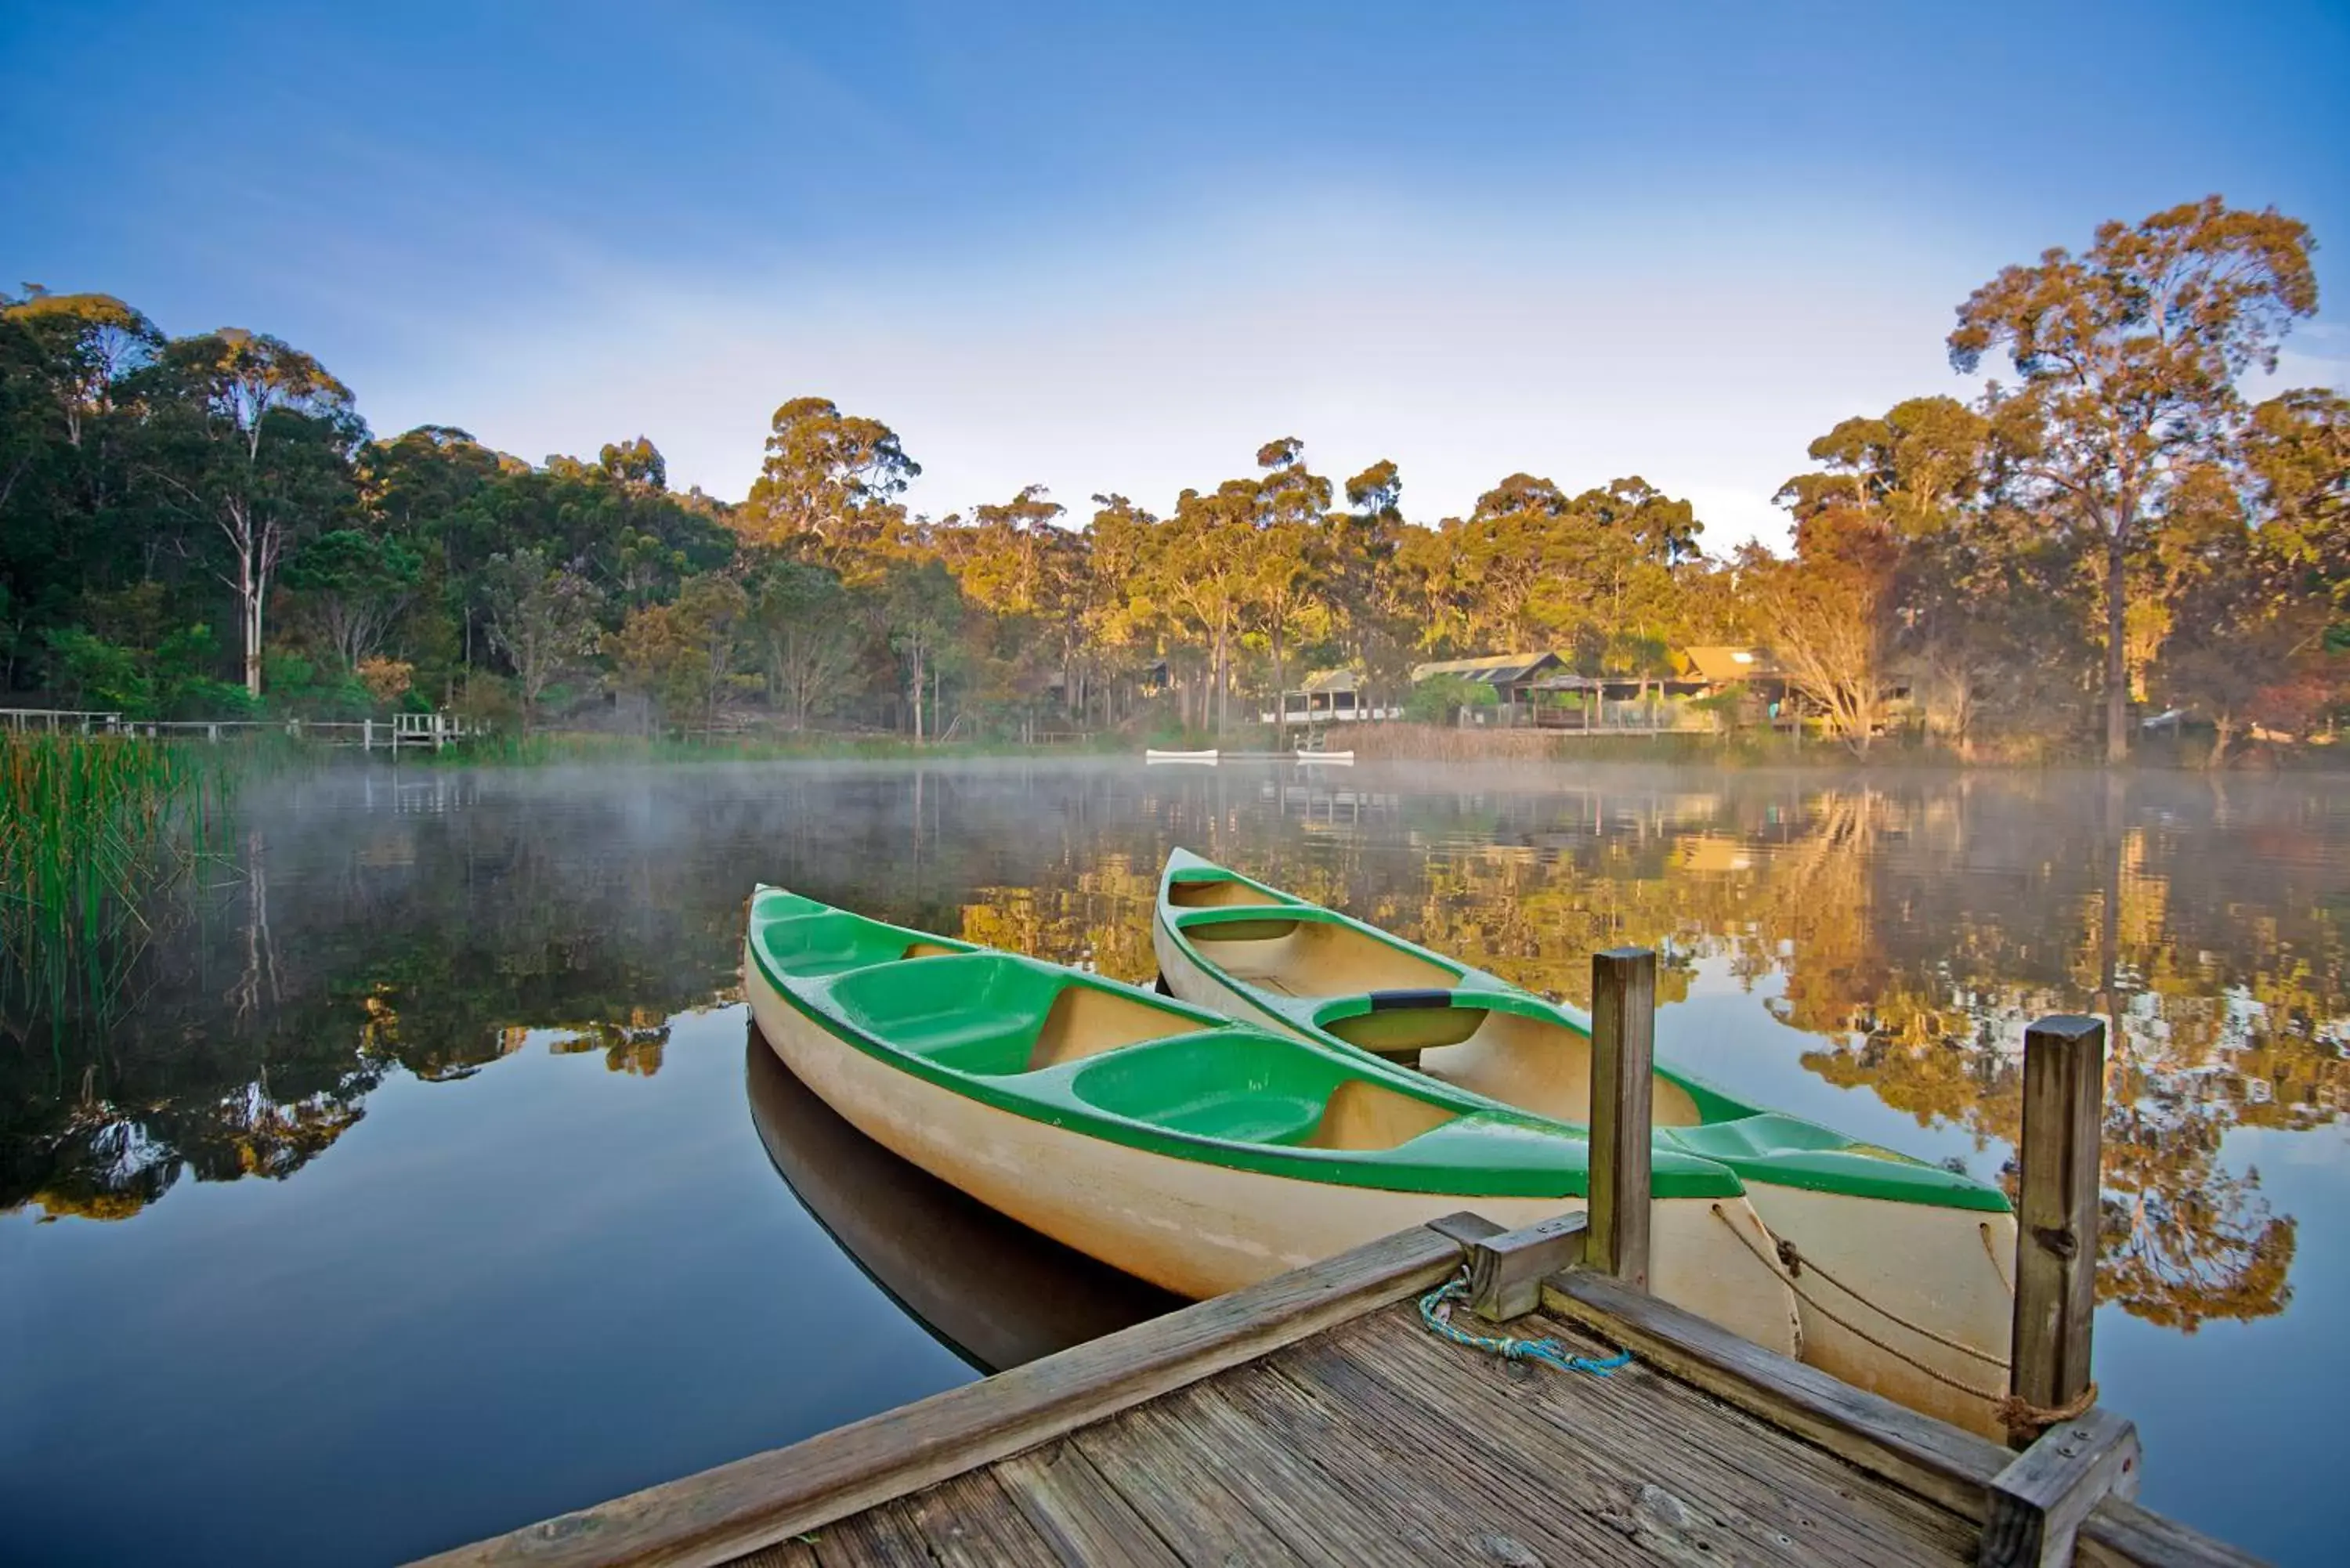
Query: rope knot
1995,1382,2099,1439
1774,1237,1802,1277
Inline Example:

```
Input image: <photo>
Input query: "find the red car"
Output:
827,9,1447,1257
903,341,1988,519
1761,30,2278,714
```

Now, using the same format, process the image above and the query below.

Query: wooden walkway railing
0,707,480,750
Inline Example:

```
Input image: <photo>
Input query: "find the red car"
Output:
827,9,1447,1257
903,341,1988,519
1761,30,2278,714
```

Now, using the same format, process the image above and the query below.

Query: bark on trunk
240,542,262,696
910,644,925,742
2104,533,2130,764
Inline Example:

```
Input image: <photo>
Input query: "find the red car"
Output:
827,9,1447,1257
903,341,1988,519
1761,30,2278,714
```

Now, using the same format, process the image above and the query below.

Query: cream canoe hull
1154,909,2017,1437
747,963,1802,1358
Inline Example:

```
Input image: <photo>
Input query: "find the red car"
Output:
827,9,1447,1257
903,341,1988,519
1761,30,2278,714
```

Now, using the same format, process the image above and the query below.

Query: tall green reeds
0,732,236,1026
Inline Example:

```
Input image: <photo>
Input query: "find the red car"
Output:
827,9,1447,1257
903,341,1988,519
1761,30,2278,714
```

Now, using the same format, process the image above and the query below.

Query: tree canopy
1,196,2340,757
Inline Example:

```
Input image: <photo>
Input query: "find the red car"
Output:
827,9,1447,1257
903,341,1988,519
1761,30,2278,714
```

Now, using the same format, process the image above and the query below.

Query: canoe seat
1068,1033,1462,1151
757,911,968,980
1183,912,1459,998
826,954,1213,1076
1166,876,1286,909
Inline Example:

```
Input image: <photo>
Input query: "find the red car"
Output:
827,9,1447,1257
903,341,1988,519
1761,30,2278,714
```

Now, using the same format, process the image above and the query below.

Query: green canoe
743,883,1808,1355
1151,847,2021,1432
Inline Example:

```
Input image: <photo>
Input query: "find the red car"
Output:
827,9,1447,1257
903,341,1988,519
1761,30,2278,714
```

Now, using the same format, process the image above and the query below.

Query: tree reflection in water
5,762,2341,1344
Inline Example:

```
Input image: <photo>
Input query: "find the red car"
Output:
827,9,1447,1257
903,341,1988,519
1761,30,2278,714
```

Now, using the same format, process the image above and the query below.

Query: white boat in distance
1144,749,1355,765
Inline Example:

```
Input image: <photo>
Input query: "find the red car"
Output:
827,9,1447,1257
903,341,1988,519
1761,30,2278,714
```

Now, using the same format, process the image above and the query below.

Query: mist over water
2,758,2344,1564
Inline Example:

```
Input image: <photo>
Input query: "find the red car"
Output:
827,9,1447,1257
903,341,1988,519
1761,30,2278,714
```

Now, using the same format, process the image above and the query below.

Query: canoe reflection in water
743,1028,1184,1374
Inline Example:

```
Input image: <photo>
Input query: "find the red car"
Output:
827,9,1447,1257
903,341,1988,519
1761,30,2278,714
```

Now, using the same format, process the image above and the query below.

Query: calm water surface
3,760,2345,1564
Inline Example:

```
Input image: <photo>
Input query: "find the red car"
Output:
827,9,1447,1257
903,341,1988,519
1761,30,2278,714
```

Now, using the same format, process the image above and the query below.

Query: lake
3,758,2344,1565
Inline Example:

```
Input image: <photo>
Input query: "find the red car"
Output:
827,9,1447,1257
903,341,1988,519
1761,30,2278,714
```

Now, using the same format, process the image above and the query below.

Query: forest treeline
2,196,2343,762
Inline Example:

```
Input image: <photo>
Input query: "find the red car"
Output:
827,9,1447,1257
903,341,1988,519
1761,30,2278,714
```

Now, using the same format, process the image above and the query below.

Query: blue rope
1416,1269,1634,1376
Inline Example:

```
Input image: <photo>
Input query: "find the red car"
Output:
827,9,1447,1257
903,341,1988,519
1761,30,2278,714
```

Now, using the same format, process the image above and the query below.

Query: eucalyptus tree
949,482,1094,715
479,547,604,734
1079,494,1159,727
743,396,920,558
1332,459,1413,703
2245,389,2348,632
747,556,861,729
1948,197,2319,761
0,290,165,677
131,329,363,695
1152,479,1260,735
1247,439,1333,742
281,529,425,670
1448,474,1568,649
881,556,963,742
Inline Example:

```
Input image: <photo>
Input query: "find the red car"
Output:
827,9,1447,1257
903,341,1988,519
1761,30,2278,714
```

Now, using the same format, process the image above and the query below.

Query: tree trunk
1271,627,1286,749
2208,715,2236,771
1214,616,1228,738
910,643,925,742
238,531,262,697
2104,533,2130,764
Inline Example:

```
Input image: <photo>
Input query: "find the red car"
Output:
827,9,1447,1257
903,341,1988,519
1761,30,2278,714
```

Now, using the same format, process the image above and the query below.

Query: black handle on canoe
1365,988,1456,1011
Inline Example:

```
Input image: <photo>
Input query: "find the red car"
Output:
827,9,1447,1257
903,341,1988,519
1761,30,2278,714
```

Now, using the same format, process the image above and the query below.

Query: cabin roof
1678,645,1782,682
1409,652,1561,685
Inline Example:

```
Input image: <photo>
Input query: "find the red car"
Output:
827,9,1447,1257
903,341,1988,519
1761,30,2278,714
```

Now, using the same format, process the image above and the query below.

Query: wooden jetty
0,706,479,751
420,955,2262,1568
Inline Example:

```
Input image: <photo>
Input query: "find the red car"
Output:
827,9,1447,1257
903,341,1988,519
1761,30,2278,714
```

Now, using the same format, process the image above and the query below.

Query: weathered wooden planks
424,1205,2265,1568
1537,1263,2263,1568
412,1222,1463,1568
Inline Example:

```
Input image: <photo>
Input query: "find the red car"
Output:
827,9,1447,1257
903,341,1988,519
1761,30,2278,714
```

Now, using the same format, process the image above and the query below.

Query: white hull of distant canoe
1154,909,2018,1437
1295,750,1354,764
747,963,1802,1358
1144,749,1219,764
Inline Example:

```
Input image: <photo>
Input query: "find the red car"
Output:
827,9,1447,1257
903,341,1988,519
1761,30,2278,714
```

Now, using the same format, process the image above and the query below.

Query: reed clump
0,732,235,1021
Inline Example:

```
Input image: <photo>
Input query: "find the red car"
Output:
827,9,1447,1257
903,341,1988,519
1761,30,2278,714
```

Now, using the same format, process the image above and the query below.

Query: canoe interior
1155,852,2012,1216
1183,910,1461,996
748,887,1749,1201
1066,1035,1462,1150
819,948,1469,1151
1397,1007,1703,1126
1165,876,1290,910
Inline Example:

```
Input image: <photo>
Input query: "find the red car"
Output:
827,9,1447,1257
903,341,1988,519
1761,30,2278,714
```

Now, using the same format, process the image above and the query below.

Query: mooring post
1588,946,1656,1289
2008,1013,2106,1447
1980,1013,2131,1568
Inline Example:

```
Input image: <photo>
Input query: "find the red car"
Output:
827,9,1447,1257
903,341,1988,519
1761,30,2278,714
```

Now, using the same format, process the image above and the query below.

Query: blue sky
5,0,2345,545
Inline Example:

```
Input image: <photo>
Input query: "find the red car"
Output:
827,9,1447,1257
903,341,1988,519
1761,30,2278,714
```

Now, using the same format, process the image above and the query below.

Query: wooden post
1588,946,1656,1290
1979,1406,2140,1568
2009,1014,2106,1451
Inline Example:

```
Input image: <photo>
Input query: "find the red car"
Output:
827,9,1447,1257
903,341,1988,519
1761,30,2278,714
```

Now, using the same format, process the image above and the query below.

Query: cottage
1408,652,1565,707
1260,668,1402,725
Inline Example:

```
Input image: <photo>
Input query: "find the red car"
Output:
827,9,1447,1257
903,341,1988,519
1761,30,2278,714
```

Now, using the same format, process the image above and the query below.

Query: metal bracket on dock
1462,1213,1591,1321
